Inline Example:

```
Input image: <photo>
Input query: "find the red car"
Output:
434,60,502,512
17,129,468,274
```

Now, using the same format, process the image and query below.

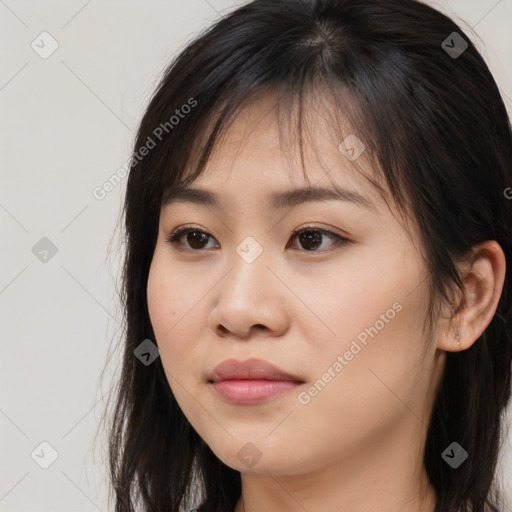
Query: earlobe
437,240,506,353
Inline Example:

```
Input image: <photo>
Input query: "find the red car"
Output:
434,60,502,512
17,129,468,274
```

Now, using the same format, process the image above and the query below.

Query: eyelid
166,223,206,239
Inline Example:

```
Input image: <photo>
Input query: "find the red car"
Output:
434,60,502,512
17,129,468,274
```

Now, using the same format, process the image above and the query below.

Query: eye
165,225,218,251
165,224,349,252
288,226,349,252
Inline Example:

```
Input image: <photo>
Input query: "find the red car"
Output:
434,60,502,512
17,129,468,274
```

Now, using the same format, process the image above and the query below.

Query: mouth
210,379,303,404
208,358,305,404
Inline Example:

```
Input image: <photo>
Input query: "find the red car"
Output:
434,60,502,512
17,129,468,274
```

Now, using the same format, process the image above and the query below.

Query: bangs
159,78,399,226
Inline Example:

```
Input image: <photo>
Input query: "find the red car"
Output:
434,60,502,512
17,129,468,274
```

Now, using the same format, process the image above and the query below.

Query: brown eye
185,231,210,249
288,227,347,252
165,227,217,250
296,230,323,250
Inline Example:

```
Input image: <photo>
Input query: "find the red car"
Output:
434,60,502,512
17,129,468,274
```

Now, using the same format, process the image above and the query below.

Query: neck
232,413,437,512
234,472,436,512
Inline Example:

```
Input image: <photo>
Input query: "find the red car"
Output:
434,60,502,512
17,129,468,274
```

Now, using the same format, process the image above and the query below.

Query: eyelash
165,224,349,253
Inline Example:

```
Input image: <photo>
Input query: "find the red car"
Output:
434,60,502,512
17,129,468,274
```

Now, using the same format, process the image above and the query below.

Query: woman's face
147,94,445,477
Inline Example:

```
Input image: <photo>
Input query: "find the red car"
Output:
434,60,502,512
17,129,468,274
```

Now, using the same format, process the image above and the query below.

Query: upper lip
209,358,304,383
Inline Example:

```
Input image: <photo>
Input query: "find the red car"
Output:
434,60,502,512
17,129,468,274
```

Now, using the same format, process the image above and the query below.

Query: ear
437,240,506,352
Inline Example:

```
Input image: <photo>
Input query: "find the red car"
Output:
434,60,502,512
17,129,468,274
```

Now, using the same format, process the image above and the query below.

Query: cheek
147,259,171,339
146,253,205,384
147,252,197,340
312,294,429,442
294,251,429,411
147,256,186,370
147,285,211,437
286,253,409,357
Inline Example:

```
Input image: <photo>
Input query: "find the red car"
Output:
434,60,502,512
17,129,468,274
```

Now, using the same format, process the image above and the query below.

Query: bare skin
146,92,506,512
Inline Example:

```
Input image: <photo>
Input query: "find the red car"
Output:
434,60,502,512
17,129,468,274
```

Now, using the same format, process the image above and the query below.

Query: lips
209,358,304,383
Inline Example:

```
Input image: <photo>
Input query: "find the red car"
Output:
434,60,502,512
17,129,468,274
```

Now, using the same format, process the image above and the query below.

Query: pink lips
208,358,304,404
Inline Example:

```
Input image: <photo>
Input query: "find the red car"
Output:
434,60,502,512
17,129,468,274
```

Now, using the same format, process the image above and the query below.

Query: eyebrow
162,183,376,212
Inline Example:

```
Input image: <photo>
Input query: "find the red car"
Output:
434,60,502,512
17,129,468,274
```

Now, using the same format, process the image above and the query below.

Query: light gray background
1,1,511,511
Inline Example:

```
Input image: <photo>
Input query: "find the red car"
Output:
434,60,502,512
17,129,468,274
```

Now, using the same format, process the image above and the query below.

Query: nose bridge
225,233,272,303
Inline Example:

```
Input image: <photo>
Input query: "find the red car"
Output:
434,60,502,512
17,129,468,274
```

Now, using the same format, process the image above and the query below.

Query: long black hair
102,1,512,511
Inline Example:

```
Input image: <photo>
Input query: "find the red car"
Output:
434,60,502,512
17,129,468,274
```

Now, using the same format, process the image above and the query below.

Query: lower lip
211,379,302,404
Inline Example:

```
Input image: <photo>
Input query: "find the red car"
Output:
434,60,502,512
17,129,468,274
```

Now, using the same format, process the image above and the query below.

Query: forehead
163,92,388,216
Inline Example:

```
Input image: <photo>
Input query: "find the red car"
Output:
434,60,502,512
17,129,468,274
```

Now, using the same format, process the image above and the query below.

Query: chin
206,438,307,475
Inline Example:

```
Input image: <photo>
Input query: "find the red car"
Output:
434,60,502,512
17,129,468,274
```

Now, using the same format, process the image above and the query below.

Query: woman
104,0,512,511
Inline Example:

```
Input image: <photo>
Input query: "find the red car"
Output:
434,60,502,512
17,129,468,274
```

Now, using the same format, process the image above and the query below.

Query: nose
207,255,290,340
